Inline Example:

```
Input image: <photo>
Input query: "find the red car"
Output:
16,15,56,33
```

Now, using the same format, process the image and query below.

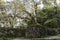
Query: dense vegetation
0,0,60,39
0,6,60,38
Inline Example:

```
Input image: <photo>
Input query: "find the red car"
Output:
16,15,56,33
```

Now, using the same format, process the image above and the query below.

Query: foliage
0,0,60,38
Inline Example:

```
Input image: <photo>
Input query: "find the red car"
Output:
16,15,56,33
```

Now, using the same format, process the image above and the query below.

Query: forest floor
13,34,60,40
